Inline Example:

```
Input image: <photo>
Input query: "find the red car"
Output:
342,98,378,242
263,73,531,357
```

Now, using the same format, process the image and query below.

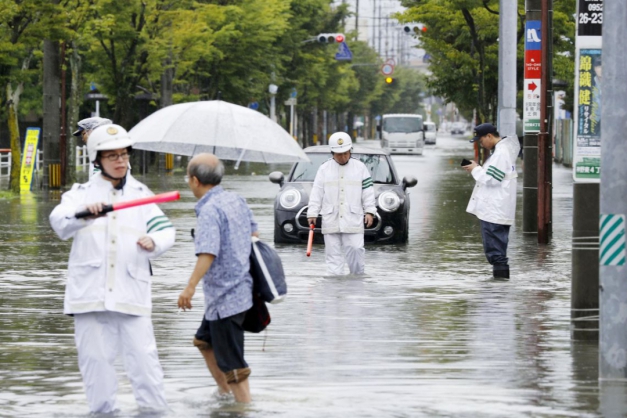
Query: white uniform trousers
74,311,168,413
323,233,365,275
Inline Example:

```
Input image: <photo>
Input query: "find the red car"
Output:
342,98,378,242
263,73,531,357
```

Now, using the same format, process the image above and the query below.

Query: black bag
243,293,271,333
249,238,287,304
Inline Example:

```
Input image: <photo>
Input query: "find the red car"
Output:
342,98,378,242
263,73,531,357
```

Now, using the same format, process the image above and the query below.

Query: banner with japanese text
20,128,40,192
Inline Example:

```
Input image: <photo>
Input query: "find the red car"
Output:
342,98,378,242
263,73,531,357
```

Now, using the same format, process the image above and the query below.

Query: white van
423,121,437,144
379,114,425,155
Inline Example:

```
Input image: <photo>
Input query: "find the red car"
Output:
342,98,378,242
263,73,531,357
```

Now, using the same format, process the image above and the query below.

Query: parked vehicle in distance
423,121,437,144
450,122,466,135
379,114,425,155
269,145,418,245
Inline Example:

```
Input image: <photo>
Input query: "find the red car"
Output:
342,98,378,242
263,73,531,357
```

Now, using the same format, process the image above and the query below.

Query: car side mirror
269,171,284,187
402,175,417,190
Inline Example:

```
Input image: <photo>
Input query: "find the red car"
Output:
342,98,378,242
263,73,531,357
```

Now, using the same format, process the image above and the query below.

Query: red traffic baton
75,191,180,219
306,224,315,257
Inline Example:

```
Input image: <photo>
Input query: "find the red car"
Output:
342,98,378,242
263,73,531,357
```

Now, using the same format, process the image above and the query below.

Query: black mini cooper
269,145,417,244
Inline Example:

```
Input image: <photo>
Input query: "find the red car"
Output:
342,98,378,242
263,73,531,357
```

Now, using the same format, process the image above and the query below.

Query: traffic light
317,33,345,43
385,77,396,85
403,24,427,34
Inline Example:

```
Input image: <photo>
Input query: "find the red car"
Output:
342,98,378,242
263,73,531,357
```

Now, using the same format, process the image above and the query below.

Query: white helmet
87,124,134,161
329,132,352,153
73,117,113,137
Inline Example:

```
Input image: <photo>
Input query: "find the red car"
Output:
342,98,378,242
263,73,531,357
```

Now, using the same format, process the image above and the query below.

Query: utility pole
571,0,603,341
537,0,553,244
523,1,541,235
43,40,61,190
600,0,627,380
497,0,517,138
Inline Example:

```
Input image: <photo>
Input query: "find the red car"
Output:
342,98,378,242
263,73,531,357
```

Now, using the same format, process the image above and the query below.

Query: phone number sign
578,0,603,36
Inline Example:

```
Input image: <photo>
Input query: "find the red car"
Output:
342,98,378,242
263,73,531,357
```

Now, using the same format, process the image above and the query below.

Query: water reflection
0,136,603,417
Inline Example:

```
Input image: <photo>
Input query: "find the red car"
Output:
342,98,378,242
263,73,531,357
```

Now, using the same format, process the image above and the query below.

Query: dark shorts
195,312,248,373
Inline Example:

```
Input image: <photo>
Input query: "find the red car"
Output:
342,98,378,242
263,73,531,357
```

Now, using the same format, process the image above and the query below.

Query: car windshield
424,124,436,132
290,153,395,184
383,117,423,133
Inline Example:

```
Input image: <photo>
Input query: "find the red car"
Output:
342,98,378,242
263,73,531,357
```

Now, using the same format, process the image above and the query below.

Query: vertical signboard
20,128,41,192
524,20,542,133
573,0,603,182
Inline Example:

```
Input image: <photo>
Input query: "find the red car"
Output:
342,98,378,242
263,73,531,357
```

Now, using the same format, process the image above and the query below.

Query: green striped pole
600,0,627,381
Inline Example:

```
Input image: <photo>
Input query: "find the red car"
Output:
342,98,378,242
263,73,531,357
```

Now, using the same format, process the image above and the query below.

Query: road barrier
0,147,87,178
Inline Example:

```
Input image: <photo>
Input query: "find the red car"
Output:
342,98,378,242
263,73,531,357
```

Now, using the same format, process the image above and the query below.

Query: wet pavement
0,134,617,417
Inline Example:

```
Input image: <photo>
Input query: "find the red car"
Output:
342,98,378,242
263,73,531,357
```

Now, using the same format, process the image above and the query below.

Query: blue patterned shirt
194,186,258,320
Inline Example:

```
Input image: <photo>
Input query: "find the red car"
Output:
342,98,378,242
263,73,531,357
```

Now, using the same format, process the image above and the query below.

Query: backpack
249,237,287,304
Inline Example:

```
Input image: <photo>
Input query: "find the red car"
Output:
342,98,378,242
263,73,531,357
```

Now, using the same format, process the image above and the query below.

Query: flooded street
0,134,613,417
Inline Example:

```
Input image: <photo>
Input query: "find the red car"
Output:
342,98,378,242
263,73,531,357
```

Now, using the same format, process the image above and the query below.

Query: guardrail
1,146,126,178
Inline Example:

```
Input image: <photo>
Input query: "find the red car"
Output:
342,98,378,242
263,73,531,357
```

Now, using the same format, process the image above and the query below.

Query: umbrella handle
306,224,315,257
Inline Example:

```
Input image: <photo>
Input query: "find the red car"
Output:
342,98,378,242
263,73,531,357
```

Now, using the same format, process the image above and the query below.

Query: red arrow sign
528,81,538,92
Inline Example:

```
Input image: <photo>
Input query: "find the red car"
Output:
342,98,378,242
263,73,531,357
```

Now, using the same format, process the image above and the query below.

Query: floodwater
0,135,621,417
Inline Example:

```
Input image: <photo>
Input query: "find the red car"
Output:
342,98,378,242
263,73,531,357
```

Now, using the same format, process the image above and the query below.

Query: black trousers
480,220,510,275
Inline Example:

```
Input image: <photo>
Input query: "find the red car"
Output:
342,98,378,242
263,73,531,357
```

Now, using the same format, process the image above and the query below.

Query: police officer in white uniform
307,132,377,275
72,117,113,178
50,124,175,413
463,123,520,279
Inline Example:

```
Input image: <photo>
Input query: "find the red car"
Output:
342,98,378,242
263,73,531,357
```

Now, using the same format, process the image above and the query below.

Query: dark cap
470,123,497,143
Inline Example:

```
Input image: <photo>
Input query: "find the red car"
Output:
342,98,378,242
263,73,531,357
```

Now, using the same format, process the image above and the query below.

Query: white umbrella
129,100,309,165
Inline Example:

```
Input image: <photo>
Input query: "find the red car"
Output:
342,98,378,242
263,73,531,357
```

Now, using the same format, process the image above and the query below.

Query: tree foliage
398,0,576,122
1,0,429,187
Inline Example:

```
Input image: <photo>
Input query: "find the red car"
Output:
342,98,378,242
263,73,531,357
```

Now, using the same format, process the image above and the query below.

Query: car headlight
279,189,301,209
378,191,401,212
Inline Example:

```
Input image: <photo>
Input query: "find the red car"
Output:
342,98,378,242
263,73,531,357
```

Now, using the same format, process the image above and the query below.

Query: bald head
188,153,224,186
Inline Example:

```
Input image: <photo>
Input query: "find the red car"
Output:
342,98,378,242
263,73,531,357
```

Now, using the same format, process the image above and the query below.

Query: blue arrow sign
335,42,353,61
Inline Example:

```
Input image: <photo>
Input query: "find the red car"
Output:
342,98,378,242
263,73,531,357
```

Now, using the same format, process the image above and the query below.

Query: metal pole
600,0,627,380
270,95,276,122
355,0,359,40
60,42,67,187
498,0,517,138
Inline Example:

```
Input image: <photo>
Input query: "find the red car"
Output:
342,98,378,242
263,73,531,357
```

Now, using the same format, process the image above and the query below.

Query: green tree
0,0,63,192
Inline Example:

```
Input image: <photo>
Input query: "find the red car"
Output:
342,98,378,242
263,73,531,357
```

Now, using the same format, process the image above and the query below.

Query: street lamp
269,84,278,123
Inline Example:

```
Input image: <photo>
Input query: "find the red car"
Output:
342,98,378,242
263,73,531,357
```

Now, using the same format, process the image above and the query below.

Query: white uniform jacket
50,174,175,316
466,136,520,225
307,157,378,234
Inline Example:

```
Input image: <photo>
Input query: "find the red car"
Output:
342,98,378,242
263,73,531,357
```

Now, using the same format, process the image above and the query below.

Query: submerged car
269,145,417,244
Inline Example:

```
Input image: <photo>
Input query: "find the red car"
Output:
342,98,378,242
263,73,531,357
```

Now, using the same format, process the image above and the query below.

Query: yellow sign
20,128,41,192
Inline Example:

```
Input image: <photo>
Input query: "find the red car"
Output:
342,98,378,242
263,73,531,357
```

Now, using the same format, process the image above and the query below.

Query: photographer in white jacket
307,132,377,275
50,124,175,413
463,123,520,280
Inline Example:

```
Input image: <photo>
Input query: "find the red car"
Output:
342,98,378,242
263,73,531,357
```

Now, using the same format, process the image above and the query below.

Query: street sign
572,0,603,183
335,42,353,61
381,63,394,76
523,20,542,133
524,78,541,132
248,102,259,110
385,58,396,66
284,98,297,106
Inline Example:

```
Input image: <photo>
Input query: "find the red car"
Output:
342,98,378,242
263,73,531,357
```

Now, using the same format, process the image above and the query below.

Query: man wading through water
178,153,259,403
